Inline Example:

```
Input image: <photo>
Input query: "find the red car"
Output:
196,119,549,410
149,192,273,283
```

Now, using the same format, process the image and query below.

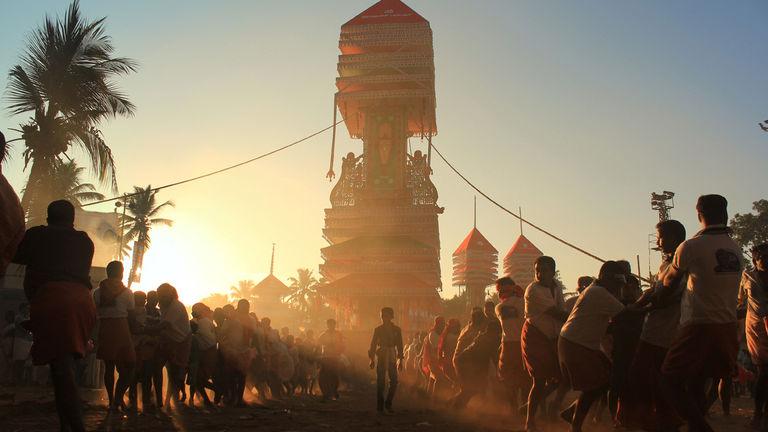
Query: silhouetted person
144,289,164,407
155,283,191,408
190,302,216,407
495,277,529,415
660,195,743,432
318,318,344,400
233,299,254,406
559,261,631,432
421,316,446,396
437,318,461,385
742,243,768,429
368,307,404,413
452,313,502,409
607,274,644,419
617,219,686,431
0,131,25,276
13,200,95,432
93,261,136,411
129,290,154,412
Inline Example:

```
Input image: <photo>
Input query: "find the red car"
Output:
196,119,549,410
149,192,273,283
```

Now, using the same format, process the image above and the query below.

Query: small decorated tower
503,214,543,289
452,201,498,309
254,244,290,307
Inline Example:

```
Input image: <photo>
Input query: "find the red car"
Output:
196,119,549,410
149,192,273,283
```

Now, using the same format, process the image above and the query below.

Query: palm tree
229,280,258,303
121,185,173,287
286,268,321,316
23,160,104,211
6,0,136,223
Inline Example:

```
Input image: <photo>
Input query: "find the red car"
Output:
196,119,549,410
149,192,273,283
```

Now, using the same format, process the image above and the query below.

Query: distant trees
24,161,104,209
230,280,258,304
731,199,768,255
199,292,231,310
285,269,320,316
6,0,136,224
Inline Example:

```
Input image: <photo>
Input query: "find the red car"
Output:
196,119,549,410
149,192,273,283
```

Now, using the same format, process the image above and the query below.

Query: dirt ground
0,382,755,432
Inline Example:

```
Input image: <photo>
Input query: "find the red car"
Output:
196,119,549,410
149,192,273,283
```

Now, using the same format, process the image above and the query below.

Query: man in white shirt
559,261,628,432
495,277,529,414
521,256,568,431
93,261,135,411
660,195,743,432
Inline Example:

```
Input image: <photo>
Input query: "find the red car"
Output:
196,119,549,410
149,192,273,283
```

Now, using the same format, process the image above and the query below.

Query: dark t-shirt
13,225,94,299
369,323,404,359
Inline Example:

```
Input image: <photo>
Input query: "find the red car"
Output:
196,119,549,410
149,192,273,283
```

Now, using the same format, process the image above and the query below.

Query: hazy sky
1,1,767,304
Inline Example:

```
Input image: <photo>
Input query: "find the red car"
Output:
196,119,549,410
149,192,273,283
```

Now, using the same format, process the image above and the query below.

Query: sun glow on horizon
124,226,270,305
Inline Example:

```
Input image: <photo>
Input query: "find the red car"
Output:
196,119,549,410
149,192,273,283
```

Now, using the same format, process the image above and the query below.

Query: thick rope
429,142,651,283
82,121,342,208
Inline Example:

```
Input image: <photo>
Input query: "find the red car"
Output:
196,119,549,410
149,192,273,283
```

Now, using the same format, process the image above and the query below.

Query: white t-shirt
673,227,743,326
93,285,134,319
560,283,624,351
525,282,565,339
496,295,525,342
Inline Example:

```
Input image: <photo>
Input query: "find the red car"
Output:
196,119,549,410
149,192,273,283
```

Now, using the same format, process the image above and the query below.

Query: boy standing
368,307,404,413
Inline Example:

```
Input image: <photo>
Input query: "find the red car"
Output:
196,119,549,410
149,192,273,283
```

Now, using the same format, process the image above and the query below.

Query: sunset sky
1,1,767,304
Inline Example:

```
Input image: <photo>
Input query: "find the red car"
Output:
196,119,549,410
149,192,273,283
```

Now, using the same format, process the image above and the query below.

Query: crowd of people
392,194,760,432
2,194,765,432
2,200,363,431
91,265,348,413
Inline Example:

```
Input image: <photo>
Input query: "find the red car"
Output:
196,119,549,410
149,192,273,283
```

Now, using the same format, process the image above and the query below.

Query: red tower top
343,0,427,28
453,227,498,256
503,234,543,289
504,234,543,261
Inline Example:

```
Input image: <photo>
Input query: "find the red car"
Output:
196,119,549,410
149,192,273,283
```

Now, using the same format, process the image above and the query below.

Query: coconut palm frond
7,0,136,222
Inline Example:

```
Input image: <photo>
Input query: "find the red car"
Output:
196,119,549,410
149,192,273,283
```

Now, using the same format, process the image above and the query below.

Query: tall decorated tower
320,0,443,332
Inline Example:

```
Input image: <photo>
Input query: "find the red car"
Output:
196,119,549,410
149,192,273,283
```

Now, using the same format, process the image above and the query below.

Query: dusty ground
0,382,755,432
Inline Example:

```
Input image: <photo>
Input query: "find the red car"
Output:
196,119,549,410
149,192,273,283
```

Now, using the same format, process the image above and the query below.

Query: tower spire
519,206,523,236
270,243,275,275
473,196,477,228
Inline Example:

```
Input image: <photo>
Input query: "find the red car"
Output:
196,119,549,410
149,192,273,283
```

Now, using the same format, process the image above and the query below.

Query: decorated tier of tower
319,0,442,333
452,226,498,310
503,234,543,289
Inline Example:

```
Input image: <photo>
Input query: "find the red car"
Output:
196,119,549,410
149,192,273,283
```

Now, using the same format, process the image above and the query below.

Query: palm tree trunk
22,157,55,227
128,239,145,288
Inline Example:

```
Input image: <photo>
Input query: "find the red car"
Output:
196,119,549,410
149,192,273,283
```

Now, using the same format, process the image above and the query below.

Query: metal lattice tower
651,191,675,222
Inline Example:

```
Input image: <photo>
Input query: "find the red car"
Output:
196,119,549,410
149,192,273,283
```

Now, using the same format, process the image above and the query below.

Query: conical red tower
320,0,442,333
503,235,543,289
452,227,498,310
